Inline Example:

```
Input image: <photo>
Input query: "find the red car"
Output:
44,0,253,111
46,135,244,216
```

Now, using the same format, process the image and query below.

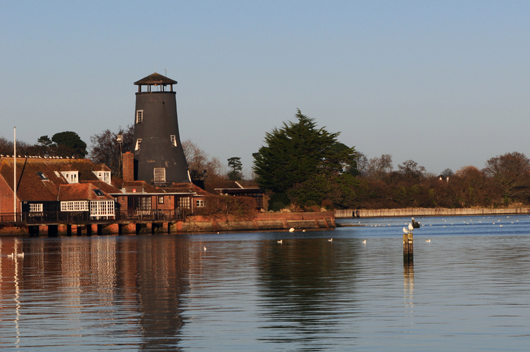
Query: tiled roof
93,164,111,172
58,183,114,201
0,157,112,202
166,182,211,196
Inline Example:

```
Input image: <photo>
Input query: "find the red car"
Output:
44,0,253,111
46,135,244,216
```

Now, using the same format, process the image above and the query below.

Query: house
0,156,119,221
205,180,264,210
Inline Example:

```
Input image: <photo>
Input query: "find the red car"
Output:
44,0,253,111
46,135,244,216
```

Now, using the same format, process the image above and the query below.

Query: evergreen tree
227,157,243,180
253,110,356,197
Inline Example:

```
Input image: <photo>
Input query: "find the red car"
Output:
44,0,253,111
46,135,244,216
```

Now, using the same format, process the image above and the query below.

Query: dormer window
170,135,177,147
93,189,104,197
61,171,79,184
37,172,49,180
95,171,111,185
136,110,143,124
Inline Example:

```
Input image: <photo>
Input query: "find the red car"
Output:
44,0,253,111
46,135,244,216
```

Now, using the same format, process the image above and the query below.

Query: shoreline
334,207,530,219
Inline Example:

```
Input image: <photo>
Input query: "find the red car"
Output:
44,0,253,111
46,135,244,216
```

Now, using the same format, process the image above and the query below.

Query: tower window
154,168,166,183
136,110,143,124
170,135,177,147
135,138,142,151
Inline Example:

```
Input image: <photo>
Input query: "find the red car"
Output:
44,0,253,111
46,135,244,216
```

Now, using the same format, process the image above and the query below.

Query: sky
2,0,530,176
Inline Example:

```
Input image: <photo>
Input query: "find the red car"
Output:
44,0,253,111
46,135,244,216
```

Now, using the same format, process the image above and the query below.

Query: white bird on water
203,246,207,251
362,239,367,244
277,240,283,244
425,239,431,243
289,228,295,233
328,238,333,242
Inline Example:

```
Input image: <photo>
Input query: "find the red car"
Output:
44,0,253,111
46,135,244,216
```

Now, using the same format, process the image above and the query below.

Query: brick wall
123,152,134,182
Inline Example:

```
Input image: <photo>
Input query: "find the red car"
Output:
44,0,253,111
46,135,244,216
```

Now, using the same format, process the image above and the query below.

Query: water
1,215,530,351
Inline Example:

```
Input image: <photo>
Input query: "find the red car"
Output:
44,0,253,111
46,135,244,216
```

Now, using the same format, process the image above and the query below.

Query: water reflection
0,235,192,351
257,238,358,351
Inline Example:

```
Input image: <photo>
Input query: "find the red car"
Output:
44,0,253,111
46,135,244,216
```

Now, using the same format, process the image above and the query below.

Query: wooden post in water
403,232,413,263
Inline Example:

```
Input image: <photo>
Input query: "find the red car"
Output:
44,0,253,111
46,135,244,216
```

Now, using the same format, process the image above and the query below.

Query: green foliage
268,192,290,211
227,157,243,180
253,109,356,194
52,131,87,157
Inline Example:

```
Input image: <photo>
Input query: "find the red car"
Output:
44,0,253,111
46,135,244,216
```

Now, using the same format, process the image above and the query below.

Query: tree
89,126,134,177
182,140,223,182
364,154,393,180
482,152,530,200
52,131,87,158
227,157,243,180
253,109,356,194
397,160,426,181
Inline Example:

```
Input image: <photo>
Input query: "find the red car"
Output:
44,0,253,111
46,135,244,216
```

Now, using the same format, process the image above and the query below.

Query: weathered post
403,232,413,263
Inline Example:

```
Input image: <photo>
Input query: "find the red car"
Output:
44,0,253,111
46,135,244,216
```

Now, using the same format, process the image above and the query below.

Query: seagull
408,223,414,231
328,238,333,242
403,227,409,234
289,228,295,233
203,246,207,251
362,239,367,244
425,239,431,243
277,240,283,244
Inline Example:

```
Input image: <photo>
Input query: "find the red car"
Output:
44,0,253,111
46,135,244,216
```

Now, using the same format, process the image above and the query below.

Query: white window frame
178,197,191,209
196,199,205,208
90,200,115,217
136,110,143,124
170,135,177,147
61,171,79,184
60,201,89,212
29,203,43,213
135,138,142,151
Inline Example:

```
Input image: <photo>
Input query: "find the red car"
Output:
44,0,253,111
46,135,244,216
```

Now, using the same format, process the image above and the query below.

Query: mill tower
133,72,190,185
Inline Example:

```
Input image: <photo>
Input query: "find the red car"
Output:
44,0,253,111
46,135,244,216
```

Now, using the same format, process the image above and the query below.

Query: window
61,171,79,184
196,199,205,207
136,110,143,124
158,196,164,204
30,203,43,212
93,189,104,197
90,200,115,217
170,135,177,147
37,172,48,180
94,171,111,185
154,168,166,183
177,197,190,209
135,138,142,151
60,201,89,212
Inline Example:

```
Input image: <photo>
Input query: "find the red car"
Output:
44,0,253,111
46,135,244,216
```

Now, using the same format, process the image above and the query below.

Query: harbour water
1,215,530,351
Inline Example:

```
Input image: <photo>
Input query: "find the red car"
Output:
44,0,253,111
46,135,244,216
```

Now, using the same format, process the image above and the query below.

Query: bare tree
365,154,393,180
89,125,134,177
182,140,224,182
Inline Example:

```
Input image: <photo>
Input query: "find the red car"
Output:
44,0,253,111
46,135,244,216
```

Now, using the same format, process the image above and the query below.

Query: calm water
2,215,530,351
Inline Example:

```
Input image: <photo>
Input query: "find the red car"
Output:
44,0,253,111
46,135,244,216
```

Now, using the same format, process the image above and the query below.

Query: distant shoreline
334,207,530,219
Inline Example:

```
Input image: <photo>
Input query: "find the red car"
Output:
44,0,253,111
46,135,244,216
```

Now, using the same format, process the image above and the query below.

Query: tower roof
134,72,177,86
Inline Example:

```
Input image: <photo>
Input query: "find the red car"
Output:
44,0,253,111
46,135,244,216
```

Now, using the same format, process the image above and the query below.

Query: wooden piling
403,232,413,263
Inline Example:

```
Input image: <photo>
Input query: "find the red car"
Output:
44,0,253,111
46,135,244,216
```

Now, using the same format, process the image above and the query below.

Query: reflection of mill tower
133,73,190,186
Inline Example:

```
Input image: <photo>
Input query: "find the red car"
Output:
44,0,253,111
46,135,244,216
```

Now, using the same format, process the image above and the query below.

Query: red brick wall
0,175,18,216
123,152,134,182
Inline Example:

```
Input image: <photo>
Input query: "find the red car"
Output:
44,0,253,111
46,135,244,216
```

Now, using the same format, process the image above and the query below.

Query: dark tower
133,72,190,186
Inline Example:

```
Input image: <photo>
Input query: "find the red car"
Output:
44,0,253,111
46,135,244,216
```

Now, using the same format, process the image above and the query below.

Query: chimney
123,152,134,182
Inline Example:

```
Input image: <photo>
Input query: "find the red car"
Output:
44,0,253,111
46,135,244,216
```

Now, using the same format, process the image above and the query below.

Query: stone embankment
335,208,530,219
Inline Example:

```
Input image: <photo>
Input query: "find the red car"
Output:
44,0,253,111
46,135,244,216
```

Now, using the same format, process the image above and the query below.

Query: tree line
252,110,530,211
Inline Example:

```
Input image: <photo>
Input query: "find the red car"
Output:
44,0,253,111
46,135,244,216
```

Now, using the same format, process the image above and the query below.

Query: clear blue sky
2,0,530,176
